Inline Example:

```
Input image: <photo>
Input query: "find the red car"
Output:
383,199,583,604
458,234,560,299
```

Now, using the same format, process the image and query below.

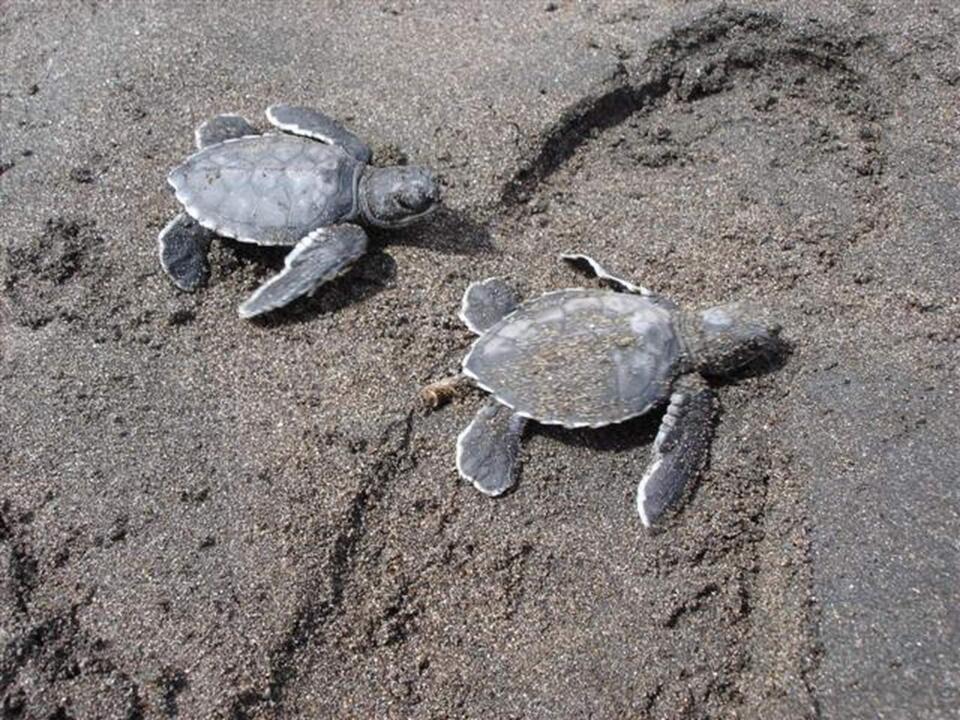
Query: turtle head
683,302,781,377
358,165,440,228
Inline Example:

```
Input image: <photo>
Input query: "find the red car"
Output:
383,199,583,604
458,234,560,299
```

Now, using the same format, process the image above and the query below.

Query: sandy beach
2,2,958,717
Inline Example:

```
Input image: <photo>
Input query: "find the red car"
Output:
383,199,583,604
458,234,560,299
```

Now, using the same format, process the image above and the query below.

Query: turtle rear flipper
561,252,652,296
158,213,212,291
195,114,258,150
237,224,368,319
637,373,715,527
266,104,372,164
160,114,259,291
459,277,520,334
457,400,527,496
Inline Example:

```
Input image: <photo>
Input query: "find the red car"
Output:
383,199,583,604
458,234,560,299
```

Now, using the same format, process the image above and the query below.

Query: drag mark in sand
228,411,416,719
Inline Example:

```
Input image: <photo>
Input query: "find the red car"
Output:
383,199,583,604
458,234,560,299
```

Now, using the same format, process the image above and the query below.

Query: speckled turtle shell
168,133,363,246
463,289,684,428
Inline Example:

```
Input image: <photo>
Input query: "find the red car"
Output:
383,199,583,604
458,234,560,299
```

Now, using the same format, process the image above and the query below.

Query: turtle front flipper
457,400,527,496
266,104,372,164
561,253,652,296
458,277,520,334
158,213,212,291
237,224,368,319
195,113,258,149
637,373,715,527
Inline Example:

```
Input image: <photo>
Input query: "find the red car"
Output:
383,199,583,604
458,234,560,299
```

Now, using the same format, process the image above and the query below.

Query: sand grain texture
2,2,958,718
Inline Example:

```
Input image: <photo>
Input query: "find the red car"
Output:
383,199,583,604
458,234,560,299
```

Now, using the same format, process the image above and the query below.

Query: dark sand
2,2,958,718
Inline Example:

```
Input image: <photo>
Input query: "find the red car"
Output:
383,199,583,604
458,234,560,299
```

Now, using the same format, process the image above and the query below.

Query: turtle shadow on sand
537,410,661,454
723,334,792,383
226,241,398,327
223,206,494,326
528,414,708,531
382,205,495,257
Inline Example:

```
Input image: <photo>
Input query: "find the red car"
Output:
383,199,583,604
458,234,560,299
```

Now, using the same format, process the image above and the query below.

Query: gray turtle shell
463,289,683,428
168,134,363,246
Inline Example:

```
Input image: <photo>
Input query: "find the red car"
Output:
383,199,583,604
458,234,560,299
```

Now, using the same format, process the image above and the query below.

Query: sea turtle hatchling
422,254,782,527
158,104,440,318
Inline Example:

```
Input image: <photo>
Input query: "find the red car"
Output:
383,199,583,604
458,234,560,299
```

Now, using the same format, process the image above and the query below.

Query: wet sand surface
2,2,958,718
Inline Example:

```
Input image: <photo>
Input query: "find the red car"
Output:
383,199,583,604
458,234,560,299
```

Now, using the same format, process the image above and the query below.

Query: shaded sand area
2,2,958,717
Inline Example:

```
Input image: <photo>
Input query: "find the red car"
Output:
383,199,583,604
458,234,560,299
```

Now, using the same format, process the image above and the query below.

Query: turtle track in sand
0,499,149,719
2,217,109,330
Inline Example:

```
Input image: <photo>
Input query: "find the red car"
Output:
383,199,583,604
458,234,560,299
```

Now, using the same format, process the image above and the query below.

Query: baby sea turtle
158,105,440,318
423,254,781,527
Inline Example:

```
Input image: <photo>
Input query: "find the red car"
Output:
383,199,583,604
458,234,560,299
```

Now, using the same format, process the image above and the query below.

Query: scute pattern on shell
168,134,362,246
463,289,682,428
